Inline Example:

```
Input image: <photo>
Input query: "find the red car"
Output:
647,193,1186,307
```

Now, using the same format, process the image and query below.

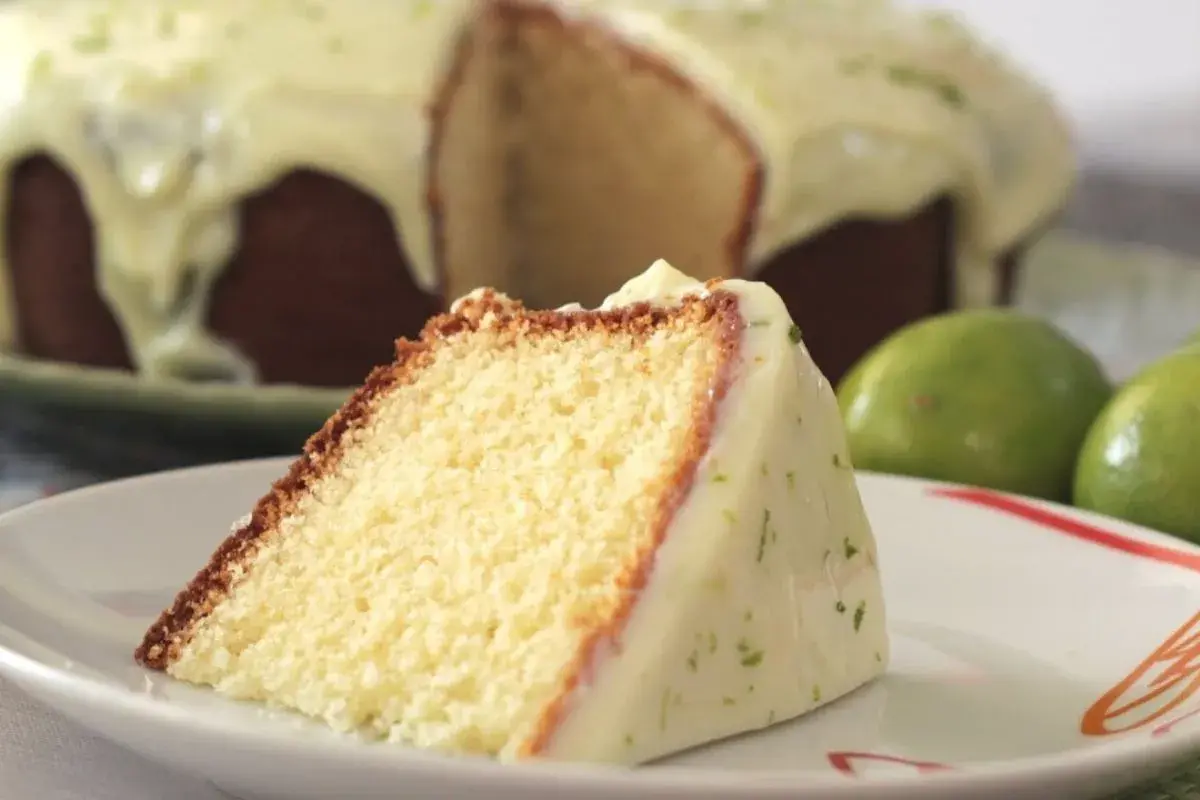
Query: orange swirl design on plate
1081,611,1200,736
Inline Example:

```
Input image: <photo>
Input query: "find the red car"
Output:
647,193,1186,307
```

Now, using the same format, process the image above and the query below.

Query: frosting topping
545,259,890,762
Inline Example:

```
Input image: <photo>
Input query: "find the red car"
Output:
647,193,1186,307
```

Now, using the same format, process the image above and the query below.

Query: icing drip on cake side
0,0,470,379
0,0,1074,382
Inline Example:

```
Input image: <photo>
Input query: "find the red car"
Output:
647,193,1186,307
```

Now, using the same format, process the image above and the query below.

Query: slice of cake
135,260,889,764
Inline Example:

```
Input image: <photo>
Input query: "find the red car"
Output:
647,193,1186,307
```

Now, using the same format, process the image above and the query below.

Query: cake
135,260,890,763
0,0,1074,387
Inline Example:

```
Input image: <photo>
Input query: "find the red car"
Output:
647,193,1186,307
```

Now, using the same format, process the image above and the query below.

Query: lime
1073,345,1200,542
837,309,1112,502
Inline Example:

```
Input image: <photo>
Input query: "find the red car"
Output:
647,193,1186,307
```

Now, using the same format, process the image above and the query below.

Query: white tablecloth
1,681,230,800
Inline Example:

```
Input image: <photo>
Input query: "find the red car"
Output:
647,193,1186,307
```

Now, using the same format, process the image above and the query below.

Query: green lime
1073,346,1200,542
837,309,1112,502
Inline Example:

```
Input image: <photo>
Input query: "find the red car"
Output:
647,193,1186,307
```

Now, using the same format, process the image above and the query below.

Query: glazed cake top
0,0,1073,382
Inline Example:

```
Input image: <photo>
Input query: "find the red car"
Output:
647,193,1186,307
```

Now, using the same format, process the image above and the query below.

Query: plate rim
1,458,1199,795
0,353,350,434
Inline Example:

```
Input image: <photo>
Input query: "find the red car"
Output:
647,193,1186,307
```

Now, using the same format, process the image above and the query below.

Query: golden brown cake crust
132,360,403,669
134,285,745,732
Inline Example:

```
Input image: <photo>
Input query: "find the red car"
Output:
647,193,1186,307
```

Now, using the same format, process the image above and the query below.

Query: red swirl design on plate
1153,706,1200,737
827,751,950,776
928,486,1200,573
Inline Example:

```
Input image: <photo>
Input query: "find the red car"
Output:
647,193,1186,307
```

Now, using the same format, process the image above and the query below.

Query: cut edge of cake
134,259,889,764
428,0,766,308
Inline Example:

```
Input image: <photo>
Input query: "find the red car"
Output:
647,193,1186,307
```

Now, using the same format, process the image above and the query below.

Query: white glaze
546,261,889,763
0,0,473,379
0,0,1073,382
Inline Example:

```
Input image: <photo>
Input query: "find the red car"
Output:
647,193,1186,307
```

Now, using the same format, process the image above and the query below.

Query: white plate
1,458,1199,800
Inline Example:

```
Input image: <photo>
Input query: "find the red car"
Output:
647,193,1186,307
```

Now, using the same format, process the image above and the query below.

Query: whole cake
135,261,889,763
0,0,1073,387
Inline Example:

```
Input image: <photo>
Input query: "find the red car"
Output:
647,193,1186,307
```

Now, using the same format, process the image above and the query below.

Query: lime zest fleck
705,573,728,593
157,10,178,38
72,30,110,54
73,12,111,54
885,63,966,109
737,637,765,667
756,509,771,562
29,51,54,82
183,61,211,83
788,324,803,344
843,537,859,559
737,8,765,25
853,601,867,632
835,600,846,614
841,56,870,74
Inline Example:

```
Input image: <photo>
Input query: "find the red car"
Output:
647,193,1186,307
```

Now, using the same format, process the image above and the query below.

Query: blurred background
908,0,1200,252
1,0,1198,483
906,0,1200,382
